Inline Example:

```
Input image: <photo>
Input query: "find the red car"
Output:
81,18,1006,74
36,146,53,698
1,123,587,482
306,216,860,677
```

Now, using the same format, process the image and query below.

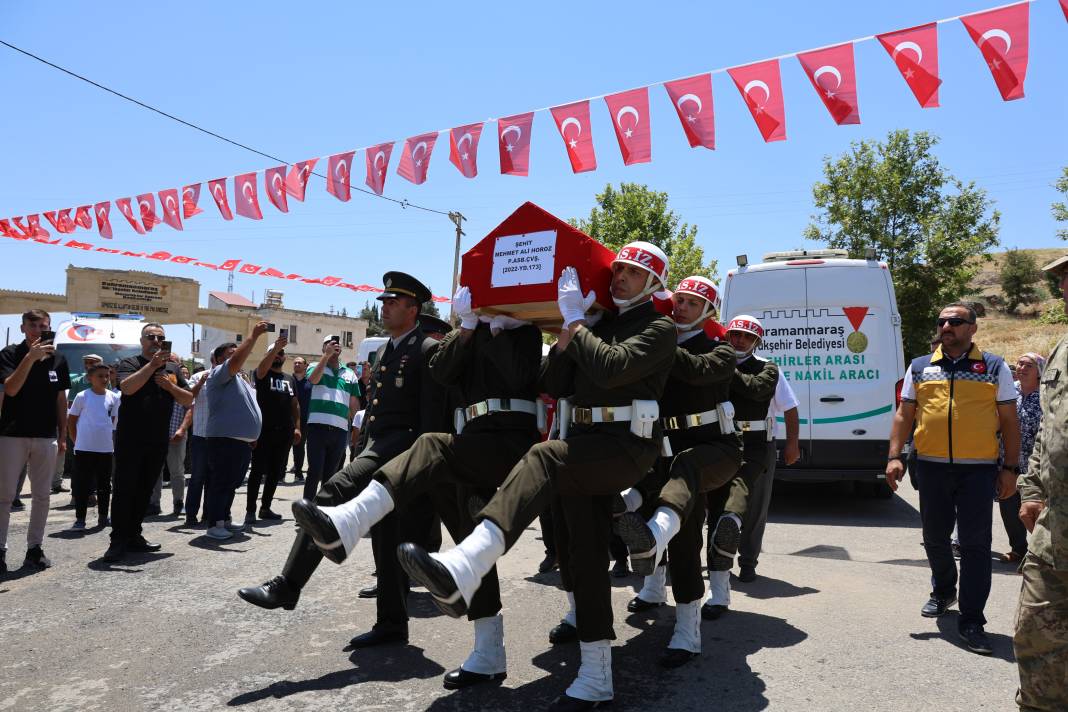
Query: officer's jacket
429,322,543,434
731,354,779,446
1021,332,1068,570
540,300,675,408
359,327,446,452
660,331,740,445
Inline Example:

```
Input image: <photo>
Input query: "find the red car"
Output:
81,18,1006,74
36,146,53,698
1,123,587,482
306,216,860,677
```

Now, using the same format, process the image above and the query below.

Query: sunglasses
143,334,166,341
936,317,973,327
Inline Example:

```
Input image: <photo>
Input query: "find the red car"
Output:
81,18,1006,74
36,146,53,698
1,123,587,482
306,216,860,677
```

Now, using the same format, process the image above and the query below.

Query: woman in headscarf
998,352,1045,564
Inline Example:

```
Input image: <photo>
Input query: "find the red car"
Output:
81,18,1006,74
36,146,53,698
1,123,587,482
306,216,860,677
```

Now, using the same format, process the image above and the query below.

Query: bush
1000,248,1041,313
1038,301,1068,325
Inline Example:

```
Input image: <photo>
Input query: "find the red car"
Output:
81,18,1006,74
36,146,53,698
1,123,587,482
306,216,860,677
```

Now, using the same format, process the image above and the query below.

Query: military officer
397,242,677,711
703,315,779,620
1013,254,1068,711
238,272,446,649
613,275,743,668
287,285,543,690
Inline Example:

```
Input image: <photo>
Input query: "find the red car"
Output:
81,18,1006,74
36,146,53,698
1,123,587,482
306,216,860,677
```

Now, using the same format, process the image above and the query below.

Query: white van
357,336,389,366
54,313,146,394
720,250,906,495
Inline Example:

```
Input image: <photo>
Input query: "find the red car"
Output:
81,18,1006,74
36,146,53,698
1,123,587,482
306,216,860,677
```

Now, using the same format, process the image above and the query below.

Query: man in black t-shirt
0,309,71,573
104,323,192,563
247,336,301,525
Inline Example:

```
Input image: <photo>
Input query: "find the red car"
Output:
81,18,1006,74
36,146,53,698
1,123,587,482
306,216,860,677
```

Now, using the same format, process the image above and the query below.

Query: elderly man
1013,255,1068,711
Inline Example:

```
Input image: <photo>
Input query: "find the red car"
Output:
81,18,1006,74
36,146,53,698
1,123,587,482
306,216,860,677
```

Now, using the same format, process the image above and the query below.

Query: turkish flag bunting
136,193,162,231
158,189,183,231
664,74,715,149
1061,0,1068,23
285,158,318,201
797,43,861,125
264,166,289,213
327,151,356,201
449,123,483,178
239,264,261,275
58,209,78,233
208,179,234,220
877,23,941,108
115,198,146,234
10,217,29,238
0,219,12,237
604,88,652,165
74,206,92,230
94,202,113,239
498,112,534,176
182,184,204,219
234,173,263,220
550,101,597,173
961,2,1029,101
218,259,241,271
727,60,787,142
43,212,62,233
398,132,439,185
365,142,394,195
27,214,50,238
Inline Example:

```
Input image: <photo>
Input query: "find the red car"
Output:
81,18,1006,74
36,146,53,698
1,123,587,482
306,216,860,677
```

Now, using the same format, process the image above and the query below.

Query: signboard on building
98,277,171,316
66,267,201,322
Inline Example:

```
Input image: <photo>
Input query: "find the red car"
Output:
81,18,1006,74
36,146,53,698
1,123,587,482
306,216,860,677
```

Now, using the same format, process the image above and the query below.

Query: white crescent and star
97,206,107,220
164,195,178,215
335,159,349,183
813,65,843,98
374,150,387,178
271,173,284,194
676,93,702,123
242,181,255,203
892,40,924,64
501,125,522,152
183,187,195,200
457,132,473,161
560,117,582,149
138,198,152,216
979,28,1012,53
412,141,428,168
743,79,771,108
615,105,639,138
213,184,226,203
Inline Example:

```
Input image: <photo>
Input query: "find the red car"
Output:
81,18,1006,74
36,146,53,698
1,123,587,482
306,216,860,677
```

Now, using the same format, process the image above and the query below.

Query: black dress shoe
258,508,283,521
10,498,25,511
659,648,698,668
627,596,666,613
291,499,346,564
24,546,52,569
358,584,378,598
238,575,300,610
396,542,467,618
442,667,507,690
127,537,162,553
614,512,657,576
538,553,558,573
959,624,993,655
701,603,728,620
737,565,757,583
548,694,612,710
348,624,408,649
103,541,125,563
921,595,957,617
549,620,578,645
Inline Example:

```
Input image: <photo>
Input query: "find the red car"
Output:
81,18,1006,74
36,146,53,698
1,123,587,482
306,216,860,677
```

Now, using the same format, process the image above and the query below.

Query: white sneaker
206,523,234,540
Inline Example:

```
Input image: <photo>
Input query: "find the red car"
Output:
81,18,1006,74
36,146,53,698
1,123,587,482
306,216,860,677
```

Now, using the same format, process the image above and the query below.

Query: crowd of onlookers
0,308,369,572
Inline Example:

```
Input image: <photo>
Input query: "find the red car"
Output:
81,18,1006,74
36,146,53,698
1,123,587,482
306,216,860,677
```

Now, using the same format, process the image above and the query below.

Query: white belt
662,408,719,431
557,398,659,440
454,398,537,434
570,405,633,425
736,416,775,441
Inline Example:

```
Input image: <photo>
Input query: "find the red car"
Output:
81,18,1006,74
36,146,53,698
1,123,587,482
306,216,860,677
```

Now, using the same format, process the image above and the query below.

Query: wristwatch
887,454,905,463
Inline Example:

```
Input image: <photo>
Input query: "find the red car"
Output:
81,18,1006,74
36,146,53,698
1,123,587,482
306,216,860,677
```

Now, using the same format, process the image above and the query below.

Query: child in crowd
67,363,120,530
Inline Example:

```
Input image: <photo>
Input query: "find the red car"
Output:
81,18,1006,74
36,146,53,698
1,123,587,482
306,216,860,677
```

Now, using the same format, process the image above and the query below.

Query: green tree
571,183,717,286
358,301,384,337
1000,248,1041,313
804,130,1000,357
420,300,442,318
1053,166,1068,240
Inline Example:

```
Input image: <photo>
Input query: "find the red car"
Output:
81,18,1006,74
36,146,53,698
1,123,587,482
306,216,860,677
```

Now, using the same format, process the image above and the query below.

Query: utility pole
448,211,466,324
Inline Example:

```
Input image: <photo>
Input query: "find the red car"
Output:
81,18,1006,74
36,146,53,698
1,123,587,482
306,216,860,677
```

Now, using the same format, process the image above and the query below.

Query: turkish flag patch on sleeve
971,361,987,374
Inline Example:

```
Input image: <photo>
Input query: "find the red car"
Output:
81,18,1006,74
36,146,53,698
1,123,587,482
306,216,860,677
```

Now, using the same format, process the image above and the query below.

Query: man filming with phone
301,334,360,500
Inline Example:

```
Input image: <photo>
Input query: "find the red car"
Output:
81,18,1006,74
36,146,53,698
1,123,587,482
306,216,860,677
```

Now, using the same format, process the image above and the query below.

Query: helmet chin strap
674,303,713,331
612,272,661,310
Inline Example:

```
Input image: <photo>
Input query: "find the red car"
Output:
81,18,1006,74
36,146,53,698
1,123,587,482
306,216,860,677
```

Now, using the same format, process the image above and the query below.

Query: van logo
843,306,869,354
66,324,99,342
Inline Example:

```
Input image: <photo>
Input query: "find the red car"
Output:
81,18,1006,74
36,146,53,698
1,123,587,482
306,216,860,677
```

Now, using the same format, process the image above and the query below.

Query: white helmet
672,276,721,329
726,314,765,359
611,241,670,308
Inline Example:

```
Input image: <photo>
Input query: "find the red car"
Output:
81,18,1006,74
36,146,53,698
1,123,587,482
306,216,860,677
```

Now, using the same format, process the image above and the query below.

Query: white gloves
452,286,479,330
490,314,531,335
557,266,596,328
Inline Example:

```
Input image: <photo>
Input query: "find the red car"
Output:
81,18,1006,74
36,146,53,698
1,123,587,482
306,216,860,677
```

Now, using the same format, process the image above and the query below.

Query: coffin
460,202,616,330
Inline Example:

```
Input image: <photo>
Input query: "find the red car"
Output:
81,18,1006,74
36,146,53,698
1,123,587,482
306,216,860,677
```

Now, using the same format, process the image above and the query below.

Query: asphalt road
1,473,1024,712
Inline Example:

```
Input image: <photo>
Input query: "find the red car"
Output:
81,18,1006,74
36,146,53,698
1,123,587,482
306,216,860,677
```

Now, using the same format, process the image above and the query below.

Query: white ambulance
54,313,146,392
720,249,906,496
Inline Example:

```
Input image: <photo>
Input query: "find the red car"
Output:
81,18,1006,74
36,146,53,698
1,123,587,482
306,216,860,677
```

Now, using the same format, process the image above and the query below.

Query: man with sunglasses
886,303,1020,656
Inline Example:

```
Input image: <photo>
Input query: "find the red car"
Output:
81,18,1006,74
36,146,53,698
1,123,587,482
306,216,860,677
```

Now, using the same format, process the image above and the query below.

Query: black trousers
73,450,112,522
248,429,293,513
111,438,168,542
292,420,308,474
998,490,1028,556
705,438,769,568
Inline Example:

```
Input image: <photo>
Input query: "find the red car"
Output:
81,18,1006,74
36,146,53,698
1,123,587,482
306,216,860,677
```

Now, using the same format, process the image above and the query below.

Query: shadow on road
734,574,820,600
87,551,174,572
909,613,1016,664
188,534,251,552
769,481,919,529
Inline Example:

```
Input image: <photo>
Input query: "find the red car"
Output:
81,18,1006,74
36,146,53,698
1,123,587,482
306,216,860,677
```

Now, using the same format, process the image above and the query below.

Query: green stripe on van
775,403,894,425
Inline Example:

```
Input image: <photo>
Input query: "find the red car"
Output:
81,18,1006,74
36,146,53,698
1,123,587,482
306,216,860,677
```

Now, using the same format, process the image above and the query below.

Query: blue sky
1,0,1065,348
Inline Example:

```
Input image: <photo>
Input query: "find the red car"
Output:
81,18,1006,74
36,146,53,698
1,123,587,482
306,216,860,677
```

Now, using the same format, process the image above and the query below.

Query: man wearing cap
397,243,676,711
238,272,446,650
1012,255,1068,710
612,276,743,668
301,333,360,500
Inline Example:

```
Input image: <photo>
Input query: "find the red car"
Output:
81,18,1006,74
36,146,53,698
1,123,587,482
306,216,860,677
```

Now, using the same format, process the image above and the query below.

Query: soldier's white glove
557,267,595,328
452,286,479,330
490,314,531,335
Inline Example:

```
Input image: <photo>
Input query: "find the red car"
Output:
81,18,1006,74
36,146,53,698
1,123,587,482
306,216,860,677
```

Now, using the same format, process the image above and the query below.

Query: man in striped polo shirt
303,336,361,500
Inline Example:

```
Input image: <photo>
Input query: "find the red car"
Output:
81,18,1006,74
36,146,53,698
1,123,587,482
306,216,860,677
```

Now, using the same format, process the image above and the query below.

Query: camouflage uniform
1014,330,1068,711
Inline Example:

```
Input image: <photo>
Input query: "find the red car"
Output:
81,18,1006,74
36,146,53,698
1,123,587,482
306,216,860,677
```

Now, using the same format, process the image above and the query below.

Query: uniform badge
48,370,58,383
395,376,404,388
971,362,987,374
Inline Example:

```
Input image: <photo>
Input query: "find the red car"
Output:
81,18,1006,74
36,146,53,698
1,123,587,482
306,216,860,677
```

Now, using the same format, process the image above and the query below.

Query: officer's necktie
382,339,394,362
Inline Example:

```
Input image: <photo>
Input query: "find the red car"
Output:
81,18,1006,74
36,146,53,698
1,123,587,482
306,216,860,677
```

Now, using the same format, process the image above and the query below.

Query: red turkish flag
264,166,289,213
234,173,263,220
327,151,356,201
551,101,597,173
74,206,92,230
136,193,162,231
449,123,483,179
239,264,261,275
365,142,394,195
604,88,651,165
0,219,12,237
58,209,78,233
1062,0,1068,23
182,184,204,219
158,189,183,230
797,43,861,125
727,60,787,142
285,158,318,201
94,202,113,239
664,74,715,150
115,198,146,234
208,179,234,220
10,217,31,238
498,112,534,176
27,214,50,238
398,132,439,185
43,212,62,233
877,24,941,109
961,3,1029,101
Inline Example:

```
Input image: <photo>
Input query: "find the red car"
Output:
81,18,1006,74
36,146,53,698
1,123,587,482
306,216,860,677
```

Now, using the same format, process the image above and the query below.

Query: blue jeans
204,438,253,526
916,460,998,628
304,424,347,500
187,435,209,520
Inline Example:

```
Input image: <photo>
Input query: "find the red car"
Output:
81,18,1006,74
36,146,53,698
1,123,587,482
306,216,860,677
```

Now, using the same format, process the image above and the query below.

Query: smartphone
266,323,276,332
160,340,172,352
329,336,340,345
39,330,56,344
279,328,289,340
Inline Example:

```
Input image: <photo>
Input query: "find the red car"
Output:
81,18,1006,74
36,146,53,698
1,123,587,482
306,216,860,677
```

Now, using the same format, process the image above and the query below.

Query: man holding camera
302,334,360,500
104,323,192,563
